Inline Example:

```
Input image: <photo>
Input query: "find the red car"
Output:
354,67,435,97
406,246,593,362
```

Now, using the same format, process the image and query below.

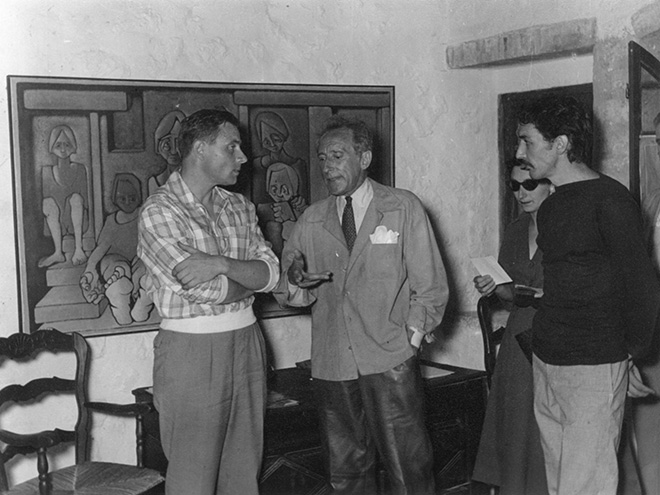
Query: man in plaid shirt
138,109,279,495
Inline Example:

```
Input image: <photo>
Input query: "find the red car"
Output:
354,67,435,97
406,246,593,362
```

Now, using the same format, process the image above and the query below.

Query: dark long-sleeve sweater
533,174,660,365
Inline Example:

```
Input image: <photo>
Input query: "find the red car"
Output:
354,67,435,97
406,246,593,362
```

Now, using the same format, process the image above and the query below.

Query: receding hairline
317,128,359,151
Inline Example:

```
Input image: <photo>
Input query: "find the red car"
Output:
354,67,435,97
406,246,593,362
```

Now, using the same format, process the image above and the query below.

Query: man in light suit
274,116,449,495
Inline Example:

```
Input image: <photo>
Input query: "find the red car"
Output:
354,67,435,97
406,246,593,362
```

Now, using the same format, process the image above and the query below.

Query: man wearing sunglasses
515,95,660,495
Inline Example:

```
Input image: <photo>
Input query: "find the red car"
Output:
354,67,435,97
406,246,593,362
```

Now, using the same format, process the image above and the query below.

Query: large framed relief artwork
8,76,394,335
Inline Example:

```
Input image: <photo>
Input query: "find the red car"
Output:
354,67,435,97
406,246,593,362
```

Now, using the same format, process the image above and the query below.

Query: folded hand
628,361,657,399
173,243,227,289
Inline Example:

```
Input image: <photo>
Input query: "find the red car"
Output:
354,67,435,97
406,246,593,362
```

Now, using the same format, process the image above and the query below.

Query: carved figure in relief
253,111,307,257
148,110,186,196
79,173,154,325
257,162,307,258
253,111,305,171
39,124,89,268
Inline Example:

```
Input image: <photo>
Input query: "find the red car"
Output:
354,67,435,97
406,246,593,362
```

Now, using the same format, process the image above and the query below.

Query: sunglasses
508,179,549,192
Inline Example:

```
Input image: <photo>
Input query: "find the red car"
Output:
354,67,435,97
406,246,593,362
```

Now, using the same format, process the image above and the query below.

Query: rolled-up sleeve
245,202,280,293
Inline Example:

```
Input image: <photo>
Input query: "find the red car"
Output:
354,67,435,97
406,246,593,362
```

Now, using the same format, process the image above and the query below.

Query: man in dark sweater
515,95,660,495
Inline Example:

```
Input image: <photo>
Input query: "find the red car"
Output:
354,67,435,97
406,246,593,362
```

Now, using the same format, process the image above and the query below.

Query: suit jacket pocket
366,243,402,280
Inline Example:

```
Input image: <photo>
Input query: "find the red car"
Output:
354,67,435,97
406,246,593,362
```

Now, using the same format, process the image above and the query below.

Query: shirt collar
337,178,372,209
168,170,229,215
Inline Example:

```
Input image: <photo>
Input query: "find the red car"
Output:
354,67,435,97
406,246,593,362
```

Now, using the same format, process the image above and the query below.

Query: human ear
554,135,570,155
192,139,206,158
360,150,372,170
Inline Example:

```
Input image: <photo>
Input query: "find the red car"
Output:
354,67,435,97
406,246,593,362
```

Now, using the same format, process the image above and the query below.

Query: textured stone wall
0,0,655,483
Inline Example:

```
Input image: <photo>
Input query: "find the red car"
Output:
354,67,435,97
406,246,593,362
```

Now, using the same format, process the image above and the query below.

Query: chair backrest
477,295,505,387
0,329,90,491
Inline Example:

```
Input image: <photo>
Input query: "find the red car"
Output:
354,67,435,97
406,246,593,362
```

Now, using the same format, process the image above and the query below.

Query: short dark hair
517,95,592,165
318,115,373,154
179,108,240,160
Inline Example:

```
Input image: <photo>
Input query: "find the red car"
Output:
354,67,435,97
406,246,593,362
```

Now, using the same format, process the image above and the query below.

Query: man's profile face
515,123,558,181
199,123,248,186
317,129,369,197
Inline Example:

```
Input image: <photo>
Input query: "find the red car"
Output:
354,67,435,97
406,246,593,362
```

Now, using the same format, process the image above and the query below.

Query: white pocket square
369,225,399,244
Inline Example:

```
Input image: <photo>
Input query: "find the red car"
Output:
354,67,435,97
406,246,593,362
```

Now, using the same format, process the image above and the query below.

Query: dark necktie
342,196,357,252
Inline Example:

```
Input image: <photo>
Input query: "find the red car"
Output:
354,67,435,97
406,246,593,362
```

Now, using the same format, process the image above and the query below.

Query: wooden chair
477,294,505,388
0,329,164,495
475,297,506,495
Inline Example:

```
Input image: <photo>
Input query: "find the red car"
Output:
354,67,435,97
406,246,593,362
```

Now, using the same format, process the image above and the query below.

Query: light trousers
153,323,267,495
533,354,627,495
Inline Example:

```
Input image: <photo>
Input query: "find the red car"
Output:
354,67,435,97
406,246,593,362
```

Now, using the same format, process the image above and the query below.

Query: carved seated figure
39,124,89,268
79,173,154,325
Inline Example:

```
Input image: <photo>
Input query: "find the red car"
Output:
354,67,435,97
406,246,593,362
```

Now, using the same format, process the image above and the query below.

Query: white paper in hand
470,256,513,285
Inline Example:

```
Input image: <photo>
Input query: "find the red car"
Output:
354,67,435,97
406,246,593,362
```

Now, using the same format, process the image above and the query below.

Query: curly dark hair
318,115,373,154
517,95,592,165
179,108,240,160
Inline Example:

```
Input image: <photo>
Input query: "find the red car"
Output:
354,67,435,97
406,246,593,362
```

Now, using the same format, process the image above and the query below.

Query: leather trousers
315,357,435,495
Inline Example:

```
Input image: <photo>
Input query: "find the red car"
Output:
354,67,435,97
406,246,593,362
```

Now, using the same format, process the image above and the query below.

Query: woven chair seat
2,462,163,495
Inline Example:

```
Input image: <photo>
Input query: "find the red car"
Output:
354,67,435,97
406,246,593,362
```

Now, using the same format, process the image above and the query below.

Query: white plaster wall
0,0,654,485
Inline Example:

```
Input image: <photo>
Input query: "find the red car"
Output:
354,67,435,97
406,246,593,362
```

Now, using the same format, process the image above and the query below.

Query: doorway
498,84,593,231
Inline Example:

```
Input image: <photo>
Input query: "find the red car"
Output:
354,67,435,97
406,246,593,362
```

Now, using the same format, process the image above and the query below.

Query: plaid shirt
137,171,279,319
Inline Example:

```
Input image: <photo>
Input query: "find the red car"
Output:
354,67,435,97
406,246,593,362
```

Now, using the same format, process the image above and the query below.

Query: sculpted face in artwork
253,111,307,170
268,164,296,202
149,110,186,196
255,112,288,166
39,125,89,268
79,173,154,325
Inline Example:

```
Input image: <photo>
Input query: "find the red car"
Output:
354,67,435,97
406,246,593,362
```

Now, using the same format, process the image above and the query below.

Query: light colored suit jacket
274,179,448,381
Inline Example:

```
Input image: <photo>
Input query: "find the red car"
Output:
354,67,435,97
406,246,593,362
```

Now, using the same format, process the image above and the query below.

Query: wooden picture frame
629,42,660,206
7,76,394,335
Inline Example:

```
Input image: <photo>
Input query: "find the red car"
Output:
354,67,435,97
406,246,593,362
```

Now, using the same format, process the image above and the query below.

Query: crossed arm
173,242,271,303
139,201,278,306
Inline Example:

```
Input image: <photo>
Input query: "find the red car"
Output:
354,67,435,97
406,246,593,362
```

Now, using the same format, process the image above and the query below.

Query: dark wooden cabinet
133,362,487,494
421,362,488,491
